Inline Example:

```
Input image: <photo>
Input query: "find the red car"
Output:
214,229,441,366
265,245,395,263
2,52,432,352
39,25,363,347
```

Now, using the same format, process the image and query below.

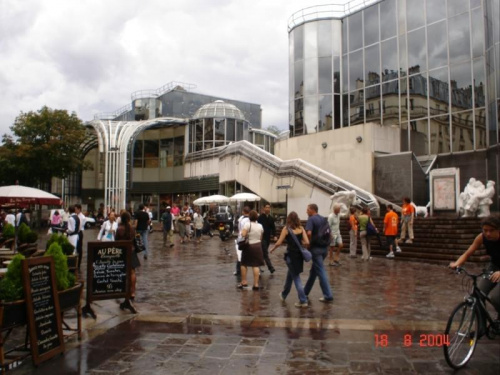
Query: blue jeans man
137,229,149,259
304,246,333,301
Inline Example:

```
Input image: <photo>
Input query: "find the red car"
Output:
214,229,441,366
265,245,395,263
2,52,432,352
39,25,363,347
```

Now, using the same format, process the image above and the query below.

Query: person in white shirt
66,206,80,250
75,204,86,268
234,207,251,277
5,211,15,227
327,204,343,266
97,211,118,241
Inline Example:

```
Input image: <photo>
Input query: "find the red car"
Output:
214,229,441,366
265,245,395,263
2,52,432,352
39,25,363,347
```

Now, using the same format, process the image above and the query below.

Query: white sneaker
396,247,402,253
386,252,395,258
405,239,413,244
279,292,285,302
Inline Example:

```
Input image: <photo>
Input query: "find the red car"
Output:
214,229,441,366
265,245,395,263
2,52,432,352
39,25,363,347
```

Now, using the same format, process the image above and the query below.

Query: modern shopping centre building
60,0,499,218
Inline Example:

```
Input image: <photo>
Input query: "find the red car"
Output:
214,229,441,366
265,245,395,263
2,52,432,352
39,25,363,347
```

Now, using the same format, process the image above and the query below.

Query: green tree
0,106,91,186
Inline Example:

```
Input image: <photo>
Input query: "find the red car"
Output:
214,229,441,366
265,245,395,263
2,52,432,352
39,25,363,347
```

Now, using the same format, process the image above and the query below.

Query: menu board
86,241,132,302
22,257,64,365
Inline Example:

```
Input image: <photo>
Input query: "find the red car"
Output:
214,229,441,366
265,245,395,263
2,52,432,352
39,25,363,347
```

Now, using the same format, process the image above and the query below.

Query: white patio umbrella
228,193,261,202
193,194,229,205
0,185,62,206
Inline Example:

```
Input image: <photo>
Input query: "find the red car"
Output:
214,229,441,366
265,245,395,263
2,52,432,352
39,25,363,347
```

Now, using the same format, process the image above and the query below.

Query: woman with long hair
115,211,140,312
270,211,310,308
97,211,118,241
238,210,265,290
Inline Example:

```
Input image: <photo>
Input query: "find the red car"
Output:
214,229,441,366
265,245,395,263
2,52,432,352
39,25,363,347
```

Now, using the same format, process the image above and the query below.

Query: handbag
134,234,146,253
238,223,251,251
366,221,378,236
287,227,312,262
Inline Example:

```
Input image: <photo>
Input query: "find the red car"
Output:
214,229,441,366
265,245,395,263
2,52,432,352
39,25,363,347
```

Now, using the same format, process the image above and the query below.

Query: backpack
313,217,332,247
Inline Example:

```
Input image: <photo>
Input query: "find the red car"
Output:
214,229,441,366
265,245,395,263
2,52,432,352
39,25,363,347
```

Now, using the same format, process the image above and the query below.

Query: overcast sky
0,0,356,135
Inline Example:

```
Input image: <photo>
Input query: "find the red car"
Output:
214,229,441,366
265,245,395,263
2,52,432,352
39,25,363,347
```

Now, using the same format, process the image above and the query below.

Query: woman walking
97,211,118,241
238,210,264,290
270,212,310,308
115,211,140,312
358,207,377,261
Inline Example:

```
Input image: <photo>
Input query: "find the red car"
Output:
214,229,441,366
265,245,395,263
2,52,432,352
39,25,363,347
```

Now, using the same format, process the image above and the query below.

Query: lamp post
277,185,292,217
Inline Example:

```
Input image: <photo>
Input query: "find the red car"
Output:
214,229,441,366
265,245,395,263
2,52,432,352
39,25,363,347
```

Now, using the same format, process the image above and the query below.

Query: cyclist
449,215,500,317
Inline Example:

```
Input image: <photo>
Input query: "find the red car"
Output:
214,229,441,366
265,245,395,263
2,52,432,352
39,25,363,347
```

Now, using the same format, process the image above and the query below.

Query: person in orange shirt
384,204,401,258
348,207,359,258
400,197,415,244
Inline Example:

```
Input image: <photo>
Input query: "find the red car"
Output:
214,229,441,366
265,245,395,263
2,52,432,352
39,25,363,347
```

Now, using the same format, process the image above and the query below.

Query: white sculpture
329,190,359,217
459,179,495,218
412,202,430,217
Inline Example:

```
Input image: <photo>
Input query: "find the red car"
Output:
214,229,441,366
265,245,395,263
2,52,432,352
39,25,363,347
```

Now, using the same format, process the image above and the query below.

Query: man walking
66,205,80,252
304,204,334,303
327,204,343,266
400,197,415,243
160,206,174,247
384,204,401,258
75,204,86,269
257,204,276,274
135,204,151,260
234,207,250,277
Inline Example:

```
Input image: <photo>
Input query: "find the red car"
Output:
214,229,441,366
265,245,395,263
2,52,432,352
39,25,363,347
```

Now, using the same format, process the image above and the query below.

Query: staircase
339,217,490,265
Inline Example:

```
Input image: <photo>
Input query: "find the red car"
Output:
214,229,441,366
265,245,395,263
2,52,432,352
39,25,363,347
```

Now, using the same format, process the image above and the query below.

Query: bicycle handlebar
454,266,493,279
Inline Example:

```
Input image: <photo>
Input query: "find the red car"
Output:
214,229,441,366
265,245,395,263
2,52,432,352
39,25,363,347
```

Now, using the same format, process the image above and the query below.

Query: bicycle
444,267,500,369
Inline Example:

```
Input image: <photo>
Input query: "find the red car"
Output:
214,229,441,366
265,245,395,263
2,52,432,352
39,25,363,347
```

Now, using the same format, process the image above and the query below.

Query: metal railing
131,81,197,100
288,0,381,31
94,103,132,120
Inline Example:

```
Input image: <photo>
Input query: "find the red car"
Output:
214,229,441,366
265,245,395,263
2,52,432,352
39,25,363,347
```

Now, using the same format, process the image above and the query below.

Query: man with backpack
303,204,334,303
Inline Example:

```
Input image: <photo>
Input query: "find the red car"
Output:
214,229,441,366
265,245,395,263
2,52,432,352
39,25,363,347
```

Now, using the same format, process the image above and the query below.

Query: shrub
46,233,74,256
2,223,15,239
45,243,74,290
17,223,31,244
0,254,26,302
25,231,38,244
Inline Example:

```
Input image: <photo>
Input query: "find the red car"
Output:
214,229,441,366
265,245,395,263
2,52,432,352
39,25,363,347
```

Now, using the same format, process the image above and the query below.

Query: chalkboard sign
86,241,132,302
22,257,64,366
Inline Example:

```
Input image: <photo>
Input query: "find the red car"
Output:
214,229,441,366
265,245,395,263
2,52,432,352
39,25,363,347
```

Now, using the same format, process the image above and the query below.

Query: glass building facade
289,0,499,155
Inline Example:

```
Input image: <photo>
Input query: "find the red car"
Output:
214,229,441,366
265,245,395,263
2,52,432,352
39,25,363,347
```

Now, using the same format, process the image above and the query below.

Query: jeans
261,239,275,271
304,247,333,300
137,229,149,256
282,257,307,303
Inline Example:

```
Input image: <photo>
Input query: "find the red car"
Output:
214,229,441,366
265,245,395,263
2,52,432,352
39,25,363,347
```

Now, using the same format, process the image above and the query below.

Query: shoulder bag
287,227,312,262
238,223,251,251
366,221,378,236
134,233,146,253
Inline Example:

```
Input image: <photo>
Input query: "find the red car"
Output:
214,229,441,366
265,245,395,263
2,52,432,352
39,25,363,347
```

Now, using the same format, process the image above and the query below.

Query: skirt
241,242,265,267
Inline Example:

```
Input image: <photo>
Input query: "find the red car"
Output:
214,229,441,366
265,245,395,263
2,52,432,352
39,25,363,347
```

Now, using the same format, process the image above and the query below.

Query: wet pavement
7,229,500,374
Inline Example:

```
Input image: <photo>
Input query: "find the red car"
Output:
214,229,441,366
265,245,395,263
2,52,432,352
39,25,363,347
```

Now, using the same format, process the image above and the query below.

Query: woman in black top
450,215,500,315
270,212,310,308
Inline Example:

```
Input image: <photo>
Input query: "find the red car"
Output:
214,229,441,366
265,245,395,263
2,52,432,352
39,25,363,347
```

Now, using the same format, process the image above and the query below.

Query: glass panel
381,38,398,81
133,139,143,158
365,44,380,86
470,0,481,9
452,110,474,151
473,57,486,107
342,54,348,93
398,0,406,35
406,0,425,31
449,13,471,64
195,119,203,150
426,0,446,24
226,119,235,141
294,25,304,61
408,28,426,74
475,108,486,149
410,119,429,155
144,140,159,158
365,85,381,123
304,22,318,59
214,119,225,141
382,80,399,125
471,8,484,58
319,57,333,94
144,158,159,168
133,159,143,168
400,77,408,120
342,19,348,55
304,58,318,95
448,0,469,17
349,50,363,90
350,89,364,125
399,34,407,77
204,118,214,150
294,99,304,135
318,95,333,131
294,60,304,98
427,21,448,69
174,136,184,166
304,96,319,134
160,138,174,167
318,21,332,57
349,11,363,51
364,4,379,46
334,94,341,128
451,60,473,111
430,115,451,154
236,121,244,141
486,48,495,103
333,56,341,93
332,21,342,56
409,72,428,119
342,94,349,126
497,46,500,96
380,0,397,40
429,67,450,116
401,121,409,151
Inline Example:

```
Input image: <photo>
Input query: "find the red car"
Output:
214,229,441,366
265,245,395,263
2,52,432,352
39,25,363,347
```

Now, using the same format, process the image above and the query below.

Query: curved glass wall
289,0,498,154
188,101,250,152
249,129,277,154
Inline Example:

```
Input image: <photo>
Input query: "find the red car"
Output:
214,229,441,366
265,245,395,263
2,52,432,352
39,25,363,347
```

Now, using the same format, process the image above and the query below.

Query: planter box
0,300,26,331
66,256,78,272
58,282,83,340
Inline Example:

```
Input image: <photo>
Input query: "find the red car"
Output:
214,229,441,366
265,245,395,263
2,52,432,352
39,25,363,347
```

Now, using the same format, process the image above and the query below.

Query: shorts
195,229,202,238
330,234,343,247
386,235,396,247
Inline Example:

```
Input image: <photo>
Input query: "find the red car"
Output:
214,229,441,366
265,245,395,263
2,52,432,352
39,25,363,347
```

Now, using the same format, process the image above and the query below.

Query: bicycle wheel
443,301,479,369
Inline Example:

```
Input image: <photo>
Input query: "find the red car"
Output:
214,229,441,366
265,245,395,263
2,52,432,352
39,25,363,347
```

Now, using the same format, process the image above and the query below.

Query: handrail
131,81,197,100
94,103,132,120
185,140,380,216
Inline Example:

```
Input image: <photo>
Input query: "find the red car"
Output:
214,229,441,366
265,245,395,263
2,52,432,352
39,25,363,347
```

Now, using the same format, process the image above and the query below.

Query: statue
412,202,430,218
330,190,359,217
459,179,495,218
477,180,496,218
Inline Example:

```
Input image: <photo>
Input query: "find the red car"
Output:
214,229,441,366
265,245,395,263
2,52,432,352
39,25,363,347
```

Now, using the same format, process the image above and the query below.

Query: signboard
86,241,132,302
22,257,64,366
430,168,460,216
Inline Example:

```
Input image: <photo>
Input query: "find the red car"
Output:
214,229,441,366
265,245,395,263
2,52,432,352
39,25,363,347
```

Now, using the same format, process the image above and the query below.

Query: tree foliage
0,106,91,186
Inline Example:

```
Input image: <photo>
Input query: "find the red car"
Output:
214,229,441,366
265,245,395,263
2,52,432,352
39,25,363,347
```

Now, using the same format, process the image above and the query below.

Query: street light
277,185,292,216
